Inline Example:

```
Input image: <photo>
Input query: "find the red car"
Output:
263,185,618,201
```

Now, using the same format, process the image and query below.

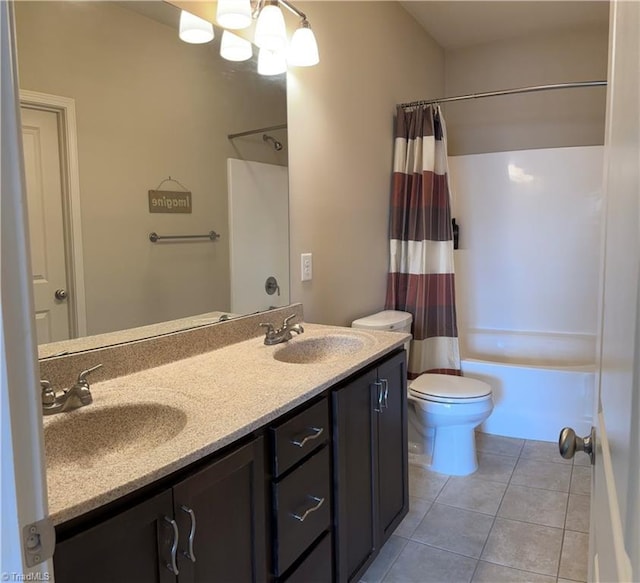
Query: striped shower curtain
385,104,461,378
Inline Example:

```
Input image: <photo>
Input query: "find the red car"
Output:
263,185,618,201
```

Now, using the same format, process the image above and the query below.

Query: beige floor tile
570,466,592,496
497,484,568,528
573,452,592,466
565,494,590,533
383,541,478,583
393,497,432,538
474,452,518,483
481,518,563,576
521,440,573,465
559,530,589,582
411,503,494,558
361,535,408,583
437,476,507,515
511,458,572,492
409,464,449,501
471,561,556,582
476,432,524,457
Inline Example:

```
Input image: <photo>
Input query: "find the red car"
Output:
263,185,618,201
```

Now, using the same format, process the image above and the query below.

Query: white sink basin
273,334,366,364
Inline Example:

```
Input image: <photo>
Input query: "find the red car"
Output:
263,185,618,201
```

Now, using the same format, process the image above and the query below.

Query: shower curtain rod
228,123,287,140
399,80,607,108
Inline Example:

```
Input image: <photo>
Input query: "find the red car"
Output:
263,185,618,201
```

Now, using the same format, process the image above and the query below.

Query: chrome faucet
260,314,304,345
41,364,103,416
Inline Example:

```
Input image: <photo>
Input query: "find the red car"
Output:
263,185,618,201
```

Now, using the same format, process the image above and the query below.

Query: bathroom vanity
40,309,409,582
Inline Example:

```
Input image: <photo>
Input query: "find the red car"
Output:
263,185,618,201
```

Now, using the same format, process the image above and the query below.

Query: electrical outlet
301,253,313,281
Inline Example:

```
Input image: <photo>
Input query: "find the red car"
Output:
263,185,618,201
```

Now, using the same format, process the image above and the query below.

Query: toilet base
430,425,478,476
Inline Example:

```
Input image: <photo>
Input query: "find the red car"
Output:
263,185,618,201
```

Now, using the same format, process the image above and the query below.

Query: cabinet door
332,367,379,583
53,490,176,583
377,351,409,542
172,437,267,583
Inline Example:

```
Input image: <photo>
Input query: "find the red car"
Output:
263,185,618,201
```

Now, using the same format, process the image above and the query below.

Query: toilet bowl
352,310,494,476
409,374,493,476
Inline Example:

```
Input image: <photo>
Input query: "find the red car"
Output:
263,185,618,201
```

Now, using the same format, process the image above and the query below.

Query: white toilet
352,310,493,476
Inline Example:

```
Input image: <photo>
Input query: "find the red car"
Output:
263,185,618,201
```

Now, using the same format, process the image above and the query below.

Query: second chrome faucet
260,314,304,346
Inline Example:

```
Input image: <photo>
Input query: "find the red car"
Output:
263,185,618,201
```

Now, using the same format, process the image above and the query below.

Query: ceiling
400,1,610,50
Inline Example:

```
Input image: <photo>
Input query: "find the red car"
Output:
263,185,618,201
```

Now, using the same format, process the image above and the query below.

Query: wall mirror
14,0,290,355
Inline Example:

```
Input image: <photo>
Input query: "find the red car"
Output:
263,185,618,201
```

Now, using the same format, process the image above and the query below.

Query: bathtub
460,330,596,442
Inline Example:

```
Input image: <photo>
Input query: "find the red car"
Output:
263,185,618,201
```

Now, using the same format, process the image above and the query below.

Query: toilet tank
352,310,413,357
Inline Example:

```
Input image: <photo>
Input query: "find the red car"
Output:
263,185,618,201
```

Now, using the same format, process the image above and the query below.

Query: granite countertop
44,323,409,526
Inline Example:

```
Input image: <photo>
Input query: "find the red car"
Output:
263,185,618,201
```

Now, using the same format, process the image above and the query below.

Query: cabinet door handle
373,381,383,412
292,496,325,522
180,505,197,563
163,516,180,575
291,426,324,448
381,378,389,410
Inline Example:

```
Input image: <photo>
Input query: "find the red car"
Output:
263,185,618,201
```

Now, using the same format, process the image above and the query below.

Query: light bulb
254,2,287,52
216,0,252,30
288,20,319,66
257,48,287,76
220,30,253,62
179,10,214,44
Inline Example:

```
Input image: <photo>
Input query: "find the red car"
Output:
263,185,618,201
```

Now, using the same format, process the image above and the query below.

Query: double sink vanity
39,304,410,582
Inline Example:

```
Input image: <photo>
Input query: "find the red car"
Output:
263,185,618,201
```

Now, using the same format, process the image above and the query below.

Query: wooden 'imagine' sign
148,190,192,213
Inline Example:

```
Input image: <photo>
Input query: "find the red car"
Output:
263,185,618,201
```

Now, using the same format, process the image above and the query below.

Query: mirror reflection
15,1,289,349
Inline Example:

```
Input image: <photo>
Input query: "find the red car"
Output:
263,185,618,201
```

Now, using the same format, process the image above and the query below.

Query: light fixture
179,10,214,44
254,0,287,52
216,0,252,30
257,47,287,76
220,30,253,62
288,19,319,66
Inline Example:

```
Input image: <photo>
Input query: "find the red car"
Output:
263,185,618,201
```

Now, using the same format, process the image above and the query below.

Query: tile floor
362,433,592,583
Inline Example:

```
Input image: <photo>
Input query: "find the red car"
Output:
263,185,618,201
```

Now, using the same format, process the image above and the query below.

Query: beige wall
16,1,286,336
288,2,444,326
443,25,609,155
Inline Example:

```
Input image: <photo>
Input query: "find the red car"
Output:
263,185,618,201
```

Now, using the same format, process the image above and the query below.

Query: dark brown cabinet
332,351,408,582
53,437,266,583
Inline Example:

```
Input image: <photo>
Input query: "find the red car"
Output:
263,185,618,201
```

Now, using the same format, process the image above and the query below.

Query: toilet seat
409,373,492,404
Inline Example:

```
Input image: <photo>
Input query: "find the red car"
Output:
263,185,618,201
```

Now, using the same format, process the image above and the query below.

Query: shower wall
449,146,603,353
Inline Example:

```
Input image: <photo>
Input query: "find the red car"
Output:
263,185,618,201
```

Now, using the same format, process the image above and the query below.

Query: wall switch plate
301,253,312,281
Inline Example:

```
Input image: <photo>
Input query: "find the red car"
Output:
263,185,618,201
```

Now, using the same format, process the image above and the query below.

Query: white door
589,0,639,580
227,158,290,314
21,106,71,343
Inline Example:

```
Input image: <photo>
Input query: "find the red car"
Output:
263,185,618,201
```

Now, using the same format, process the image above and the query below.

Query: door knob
558,426,595,465
54,289,68,301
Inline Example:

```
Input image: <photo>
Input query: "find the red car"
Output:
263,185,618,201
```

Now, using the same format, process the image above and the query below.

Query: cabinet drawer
271,398,329,476
274,447,331,575
284,533,332,583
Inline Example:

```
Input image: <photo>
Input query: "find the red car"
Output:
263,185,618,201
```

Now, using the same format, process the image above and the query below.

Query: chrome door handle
180,505,197,563
290,427,324,448
163,516,180,575
373,381,383,412
54,289,68,301
381,378,389,410
559,426,596,465
292,496,325,522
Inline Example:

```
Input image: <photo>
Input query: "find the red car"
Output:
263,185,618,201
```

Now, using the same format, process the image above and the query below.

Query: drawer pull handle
180,505,197,563
291,426,324,448
163,516,180,575
292,496,325,522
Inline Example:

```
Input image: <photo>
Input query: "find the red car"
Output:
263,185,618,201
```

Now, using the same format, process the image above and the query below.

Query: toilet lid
409,373,492,400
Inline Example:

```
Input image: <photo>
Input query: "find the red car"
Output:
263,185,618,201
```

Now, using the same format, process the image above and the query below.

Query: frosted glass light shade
179,10,214,44
220,30,253,62
216,0,252,30
288,23,319,66
257,48,287,76
254,3,287,52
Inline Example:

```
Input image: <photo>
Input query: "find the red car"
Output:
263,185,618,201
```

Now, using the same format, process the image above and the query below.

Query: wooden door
21,106,70,343
376,351,408,543
53,490,176,583
172,437,267,583
590,0,639,580
332,367,378,582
